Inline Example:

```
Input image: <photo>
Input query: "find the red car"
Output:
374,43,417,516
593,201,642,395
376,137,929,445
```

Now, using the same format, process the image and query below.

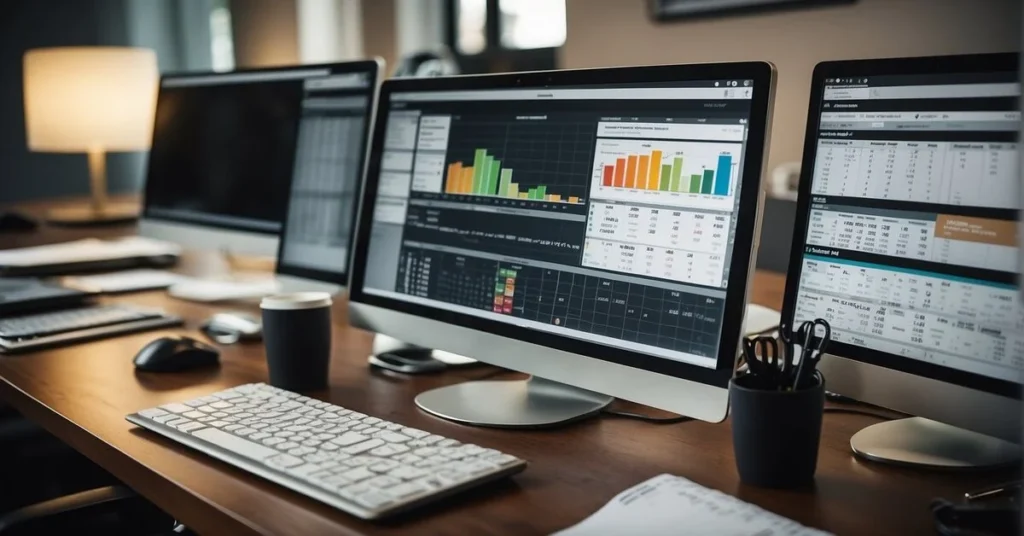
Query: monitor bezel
348,62,776,390
781,52,1021,400
273,59,382,286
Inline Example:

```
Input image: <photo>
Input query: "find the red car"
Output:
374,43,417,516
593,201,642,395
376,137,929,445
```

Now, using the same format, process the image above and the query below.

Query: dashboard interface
362,82,758,369
792,69,1022,386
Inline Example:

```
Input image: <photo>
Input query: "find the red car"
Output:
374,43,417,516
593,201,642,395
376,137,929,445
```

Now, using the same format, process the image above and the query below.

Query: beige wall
229,0,300,67
362,0,397,72
561,0,1020,174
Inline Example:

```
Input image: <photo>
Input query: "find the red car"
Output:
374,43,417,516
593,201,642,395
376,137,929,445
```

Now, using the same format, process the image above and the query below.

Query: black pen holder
729,371,824,489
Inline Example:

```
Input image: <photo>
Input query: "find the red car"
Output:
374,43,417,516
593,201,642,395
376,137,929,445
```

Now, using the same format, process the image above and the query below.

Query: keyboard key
330,432,369,447
386,481,430,499
266,454,304,469
354,492,394,509
192,428,277,461
178,422,206,433
184,411,205,419
167,418,192,428
343,439,384,455
389,466,429,480
340,466,375,482
160,403,191,414
377,431,412,443
152,414,178,424
138,408,168,419
370,444,409,457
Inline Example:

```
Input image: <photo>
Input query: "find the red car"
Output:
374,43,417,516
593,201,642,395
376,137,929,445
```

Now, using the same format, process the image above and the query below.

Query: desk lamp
23,47,158,225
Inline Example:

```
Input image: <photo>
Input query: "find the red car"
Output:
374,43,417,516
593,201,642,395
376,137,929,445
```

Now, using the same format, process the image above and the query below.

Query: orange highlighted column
637,155,650,189
613,158,626,187
625,155,638,189
648,150,663,190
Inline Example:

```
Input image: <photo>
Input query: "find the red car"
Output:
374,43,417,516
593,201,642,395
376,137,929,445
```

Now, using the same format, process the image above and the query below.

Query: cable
600,408,693,424
823,407,896,420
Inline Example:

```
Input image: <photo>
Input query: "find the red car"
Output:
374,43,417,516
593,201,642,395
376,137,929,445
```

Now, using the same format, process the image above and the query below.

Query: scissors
742,336,793,388
790,319,831,390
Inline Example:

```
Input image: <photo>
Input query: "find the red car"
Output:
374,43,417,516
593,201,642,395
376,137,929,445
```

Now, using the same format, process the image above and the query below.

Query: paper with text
553,474,832,536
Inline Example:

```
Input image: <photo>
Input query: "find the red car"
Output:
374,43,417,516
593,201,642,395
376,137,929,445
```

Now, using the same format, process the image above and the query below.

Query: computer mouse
201,311,262,344
133,335,220,372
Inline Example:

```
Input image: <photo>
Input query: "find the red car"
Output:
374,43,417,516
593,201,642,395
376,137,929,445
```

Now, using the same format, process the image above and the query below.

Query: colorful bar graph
713,154,732,196
442,148,583,204
600,148,734,197
701,169,714,194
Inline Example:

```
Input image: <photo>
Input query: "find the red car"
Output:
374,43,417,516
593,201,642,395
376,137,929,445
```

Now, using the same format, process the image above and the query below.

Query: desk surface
0,203,1003,535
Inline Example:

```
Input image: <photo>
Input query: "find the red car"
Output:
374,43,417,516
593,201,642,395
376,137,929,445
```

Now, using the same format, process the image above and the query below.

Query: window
210,0,235,72
447,0,566,74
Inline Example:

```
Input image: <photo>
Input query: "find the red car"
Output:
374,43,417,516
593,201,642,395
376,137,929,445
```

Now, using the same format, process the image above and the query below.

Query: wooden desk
0,210,1002,535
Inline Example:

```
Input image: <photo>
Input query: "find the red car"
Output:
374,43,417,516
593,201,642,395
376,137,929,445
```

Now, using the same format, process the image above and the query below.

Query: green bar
536,185,547,199
499,169,513,198
659,165,671,191
701,169,714,194
528,188,539,200
689,174,701,193
671,157,683,192
472,149,487,194
487,159,501,195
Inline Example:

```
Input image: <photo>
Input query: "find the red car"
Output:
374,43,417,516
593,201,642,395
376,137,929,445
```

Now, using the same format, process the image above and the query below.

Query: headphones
392,47,460,78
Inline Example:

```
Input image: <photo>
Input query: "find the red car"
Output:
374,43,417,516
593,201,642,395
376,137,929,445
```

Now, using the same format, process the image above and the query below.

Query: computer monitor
783,53,1021,468
349,63,776,427
140,63,373,258
274,60,380,293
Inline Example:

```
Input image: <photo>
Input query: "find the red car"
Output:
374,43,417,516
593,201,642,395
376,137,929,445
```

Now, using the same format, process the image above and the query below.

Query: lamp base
47,203,139,226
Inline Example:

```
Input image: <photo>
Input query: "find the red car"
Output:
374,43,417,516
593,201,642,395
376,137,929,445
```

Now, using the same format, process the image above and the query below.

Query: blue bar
713,154,732,196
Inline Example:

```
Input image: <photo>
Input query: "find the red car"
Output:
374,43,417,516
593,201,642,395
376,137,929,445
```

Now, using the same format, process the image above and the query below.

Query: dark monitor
140,63,375,257
783,53,1021,468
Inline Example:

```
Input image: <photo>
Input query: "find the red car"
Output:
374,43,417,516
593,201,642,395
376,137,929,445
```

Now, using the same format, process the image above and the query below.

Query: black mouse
133,336,220,372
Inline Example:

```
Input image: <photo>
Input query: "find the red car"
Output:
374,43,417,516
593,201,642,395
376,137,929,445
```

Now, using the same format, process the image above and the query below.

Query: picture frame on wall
649,0,856,21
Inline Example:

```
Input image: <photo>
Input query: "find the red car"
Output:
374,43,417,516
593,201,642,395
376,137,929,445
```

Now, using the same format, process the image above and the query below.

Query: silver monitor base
415,376,613,428
851,417,1021,469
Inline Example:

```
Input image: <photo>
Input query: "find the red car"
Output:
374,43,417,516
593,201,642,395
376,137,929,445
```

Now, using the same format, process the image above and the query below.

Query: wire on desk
600,408,693,424
823,407,896,420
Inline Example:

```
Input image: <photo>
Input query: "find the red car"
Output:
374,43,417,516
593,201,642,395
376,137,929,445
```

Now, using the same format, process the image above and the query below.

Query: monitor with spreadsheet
783,53,1021,467
274,60,379,289
349,63,776,426
140,62,377,258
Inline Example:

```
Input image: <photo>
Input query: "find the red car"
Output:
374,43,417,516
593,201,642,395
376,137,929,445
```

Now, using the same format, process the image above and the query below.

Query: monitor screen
359,80,759,372
144,68,337,234
277,68,376,281
790,64,1021,395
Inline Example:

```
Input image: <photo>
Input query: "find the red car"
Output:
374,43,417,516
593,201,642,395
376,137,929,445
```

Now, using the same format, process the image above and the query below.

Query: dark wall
0,0,139,205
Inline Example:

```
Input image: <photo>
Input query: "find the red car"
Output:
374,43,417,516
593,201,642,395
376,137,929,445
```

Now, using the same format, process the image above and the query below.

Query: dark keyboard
0,305,182,353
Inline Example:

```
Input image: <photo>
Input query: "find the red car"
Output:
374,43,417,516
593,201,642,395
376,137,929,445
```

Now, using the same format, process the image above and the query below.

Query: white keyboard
126,383,527,519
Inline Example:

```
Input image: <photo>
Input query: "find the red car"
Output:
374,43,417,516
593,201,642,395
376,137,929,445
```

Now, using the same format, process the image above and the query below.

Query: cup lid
260,292,332,310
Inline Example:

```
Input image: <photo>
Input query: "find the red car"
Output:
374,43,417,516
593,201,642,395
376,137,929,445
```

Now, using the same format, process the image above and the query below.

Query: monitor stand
851,417,1021,469
415,376,614,428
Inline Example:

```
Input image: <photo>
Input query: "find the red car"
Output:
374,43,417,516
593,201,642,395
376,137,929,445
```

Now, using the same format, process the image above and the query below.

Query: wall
228,0,300,67
561,0,1021,174
362,0,397,71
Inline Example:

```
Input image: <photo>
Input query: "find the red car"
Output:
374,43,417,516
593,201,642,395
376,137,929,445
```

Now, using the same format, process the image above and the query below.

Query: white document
64,270,185,293
0,237,181,267
168,277,281,302
553,474,832,536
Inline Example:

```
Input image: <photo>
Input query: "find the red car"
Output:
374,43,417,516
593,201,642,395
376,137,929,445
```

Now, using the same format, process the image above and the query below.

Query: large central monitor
783,53,1021,468
349,63,776,426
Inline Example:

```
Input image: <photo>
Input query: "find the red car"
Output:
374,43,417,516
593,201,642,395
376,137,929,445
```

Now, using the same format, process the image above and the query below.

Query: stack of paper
553,474,832,536
0,237,181,267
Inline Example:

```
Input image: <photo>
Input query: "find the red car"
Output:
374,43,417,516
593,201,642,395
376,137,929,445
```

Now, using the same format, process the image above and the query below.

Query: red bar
613,158,626,188
602,165,614,187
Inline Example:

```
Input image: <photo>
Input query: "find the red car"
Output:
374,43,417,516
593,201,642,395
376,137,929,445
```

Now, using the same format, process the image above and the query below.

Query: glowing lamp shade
23,47,158,224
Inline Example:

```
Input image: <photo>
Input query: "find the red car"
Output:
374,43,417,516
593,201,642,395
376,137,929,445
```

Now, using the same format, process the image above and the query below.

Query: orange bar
460,167,474,194
568,196,579,204
446,162,462,193
637,155,650,189
625,155,638,189
648,150,663,190
547,194,562,202
613,158,626,187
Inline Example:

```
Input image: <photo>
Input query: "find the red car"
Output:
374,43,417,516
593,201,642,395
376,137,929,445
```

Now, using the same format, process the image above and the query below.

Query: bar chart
590,139,741,210
444,148,584,204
